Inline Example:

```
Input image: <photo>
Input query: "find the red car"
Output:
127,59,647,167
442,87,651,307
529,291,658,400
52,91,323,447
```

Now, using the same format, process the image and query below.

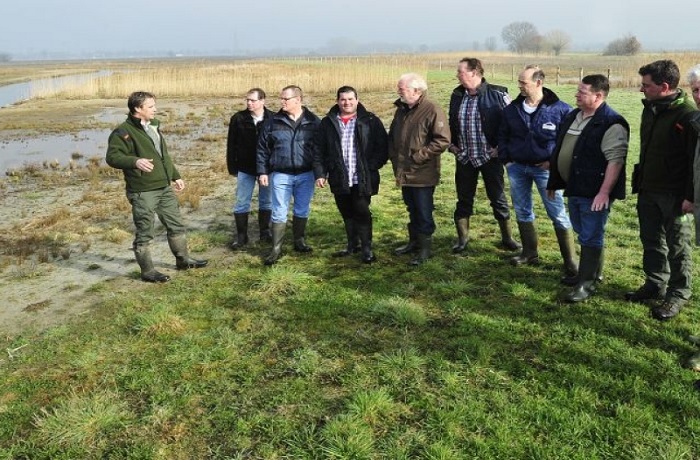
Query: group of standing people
104,57,700,375
105,59,698,328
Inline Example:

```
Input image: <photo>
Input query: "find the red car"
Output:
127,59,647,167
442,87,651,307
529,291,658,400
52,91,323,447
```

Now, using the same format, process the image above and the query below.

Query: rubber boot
258,209,272,243
292,216,313,253
168,234,209,270
564,246,602,303
134,244,170,283
265,222,286,265
230,212,249,250
334,219,360,257
395,224,419,255
452,217,470,254
358,222,376,264
562,246,603,286
555,227,578,282
498,219,521,251
511,221,539,266
409,233,432,266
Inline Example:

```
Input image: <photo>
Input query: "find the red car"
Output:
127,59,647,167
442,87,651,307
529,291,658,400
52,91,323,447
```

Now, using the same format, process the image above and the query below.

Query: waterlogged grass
2,66,700,459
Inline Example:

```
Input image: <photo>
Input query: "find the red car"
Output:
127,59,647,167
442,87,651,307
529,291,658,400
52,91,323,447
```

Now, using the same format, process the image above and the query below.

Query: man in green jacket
106,91,207,282
626,61,697,320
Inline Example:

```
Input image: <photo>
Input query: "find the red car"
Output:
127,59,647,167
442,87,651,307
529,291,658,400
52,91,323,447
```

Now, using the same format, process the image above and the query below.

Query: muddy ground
0,98,240,338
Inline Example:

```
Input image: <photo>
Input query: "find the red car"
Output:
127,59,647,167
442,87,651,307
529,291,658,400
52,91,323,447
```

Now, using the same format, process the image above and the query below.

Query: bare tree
603,35,642,56
501,21,539,54
544,30,571,56
484,36,498,52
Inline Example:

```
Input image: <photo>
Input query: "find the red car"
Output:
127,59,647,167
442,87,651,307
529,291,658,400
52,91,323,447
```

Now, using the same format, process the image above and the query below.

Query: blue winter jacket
256,107,321,175
498,87,572,164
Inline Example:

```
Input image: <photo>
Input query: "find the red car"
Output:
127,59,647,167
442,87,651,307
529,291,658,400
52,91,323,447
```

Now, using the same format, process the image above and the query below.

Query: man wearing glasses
226,88,273,250
257,85,321,265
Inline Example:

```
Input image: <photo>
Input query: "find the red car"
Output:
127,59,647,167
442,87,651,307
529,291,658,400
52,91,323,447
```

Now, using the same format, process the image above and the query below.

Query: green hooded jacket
106,114,181,192
638,89,697,200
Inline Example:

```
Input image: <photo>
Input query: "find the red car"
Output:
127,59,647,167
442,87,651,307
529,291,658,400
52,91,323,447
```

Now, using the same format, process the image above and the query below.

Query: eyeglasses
279,95,299,101
245,98,261,102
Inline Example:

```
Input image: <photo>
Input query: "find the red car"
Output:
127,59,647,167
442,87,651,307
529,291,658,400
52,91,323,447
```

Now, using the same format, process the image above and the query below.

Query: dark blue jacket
257,107,321,175
498,87,572,164
547,102,629,200
449,79,508,148
313,103,388,196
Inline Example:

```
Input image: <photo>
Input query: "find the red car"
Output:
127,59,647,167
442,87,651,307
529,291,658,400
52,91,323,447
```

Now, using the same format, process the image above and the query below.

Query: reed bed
29,56,431,100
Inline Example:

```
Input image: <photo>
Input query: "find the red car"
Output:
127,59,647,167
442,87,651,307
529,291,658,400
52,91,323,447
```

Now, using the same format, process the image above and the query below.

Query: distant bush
603,35,642,56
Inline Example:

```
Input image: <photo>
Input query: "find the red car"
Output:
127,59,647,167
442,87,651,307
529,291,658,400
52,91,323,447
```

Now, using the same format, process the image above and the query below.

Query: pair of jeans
637,191,692,300
567,196,610,249
402,186,436,235
126,187,186,247
506,162,571,229
454,158,510,221
270,170,315,223
232,171,271,214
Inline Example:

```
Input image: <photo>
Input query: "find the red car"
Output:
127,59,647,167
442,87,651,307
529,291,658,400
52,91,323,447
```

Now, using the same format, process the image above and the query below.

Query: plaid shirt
339,115,358,187
456,92,508,168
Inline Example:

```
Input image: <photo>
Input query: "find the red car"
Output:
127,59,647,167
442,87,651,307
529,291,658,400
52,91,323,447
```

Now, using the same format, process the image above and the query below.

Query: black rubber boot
358,222,376,264
409,233,432,266
258,209,272,243
265,222,287,265
395,224,419,255
230,212,249,250
334,219,360,257
564,246,602,303
292,216,313,253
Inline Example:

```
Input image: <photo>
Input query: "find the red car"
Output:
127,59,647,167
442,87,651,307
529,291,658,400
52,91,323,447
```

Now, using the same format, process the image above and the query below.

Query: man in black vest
547,75,629,303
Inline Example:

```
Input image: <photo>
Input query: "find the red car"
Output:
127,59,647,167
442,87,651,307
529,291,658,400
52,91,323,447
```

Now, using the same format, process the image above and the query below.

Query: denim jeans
233,171,271,214
402,186,436,235
567,196,611,248
270,170,315,223
506,162,571,229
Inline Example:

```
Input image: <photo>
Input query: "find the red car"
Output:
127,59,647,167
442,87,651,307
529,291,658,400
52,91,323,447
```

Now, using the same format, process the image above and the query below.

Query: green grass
2,72,700,459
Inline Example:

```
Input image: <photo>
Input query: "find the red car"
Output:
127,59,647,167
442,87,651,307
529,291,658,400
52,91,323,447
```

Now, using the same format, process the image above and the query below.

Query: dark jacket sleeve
226,114,238,175
256,119,272,175
367,116,389,170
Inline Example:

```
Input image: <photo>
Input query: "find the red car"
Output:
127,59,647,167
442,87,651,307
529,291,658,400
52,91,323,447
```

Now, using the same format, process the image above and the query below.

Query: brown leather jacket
388,94,450,187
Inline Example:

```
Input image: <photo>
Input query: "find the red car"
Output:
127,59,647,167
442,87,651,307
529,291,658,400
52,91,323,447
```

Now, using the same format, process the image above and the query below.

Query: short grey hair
688,64,700,85
399,73,428,92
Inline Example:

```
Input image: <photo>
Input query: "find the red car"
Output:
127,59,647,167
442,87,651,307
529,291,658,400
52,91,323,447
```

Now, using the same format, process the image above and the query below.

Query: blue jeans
233,171,271,214
568,196,611,248
402,186,436,235
270,171,315,223
506,163,571,229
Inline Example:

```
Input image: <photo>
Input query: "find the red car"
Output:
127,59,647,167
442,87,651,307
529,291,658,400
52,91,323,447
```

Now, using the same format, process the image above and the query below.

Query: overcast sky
4,0,700,57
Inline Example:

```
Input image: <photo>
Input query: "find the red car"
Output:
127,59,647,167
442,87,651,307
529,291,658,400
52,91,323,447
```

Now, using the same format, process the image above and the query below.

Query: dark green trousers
637,191,693,300
127,187,186,247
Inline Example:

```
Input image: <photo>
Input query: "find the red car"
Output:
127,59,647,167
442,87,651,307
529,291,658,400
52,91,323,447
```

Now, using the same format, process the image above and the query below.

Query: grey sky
4,0,699,57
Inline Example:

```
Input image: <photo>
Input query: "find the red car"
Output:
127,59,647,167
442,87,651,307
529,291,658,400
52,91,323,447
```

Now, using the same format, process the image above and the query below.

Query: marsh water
0,71,110,108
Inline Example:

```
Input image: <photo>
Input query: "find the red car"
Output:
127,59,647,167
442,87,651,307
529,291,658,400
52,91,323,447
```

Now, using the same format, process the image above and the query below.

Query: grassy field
1,54,700,459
